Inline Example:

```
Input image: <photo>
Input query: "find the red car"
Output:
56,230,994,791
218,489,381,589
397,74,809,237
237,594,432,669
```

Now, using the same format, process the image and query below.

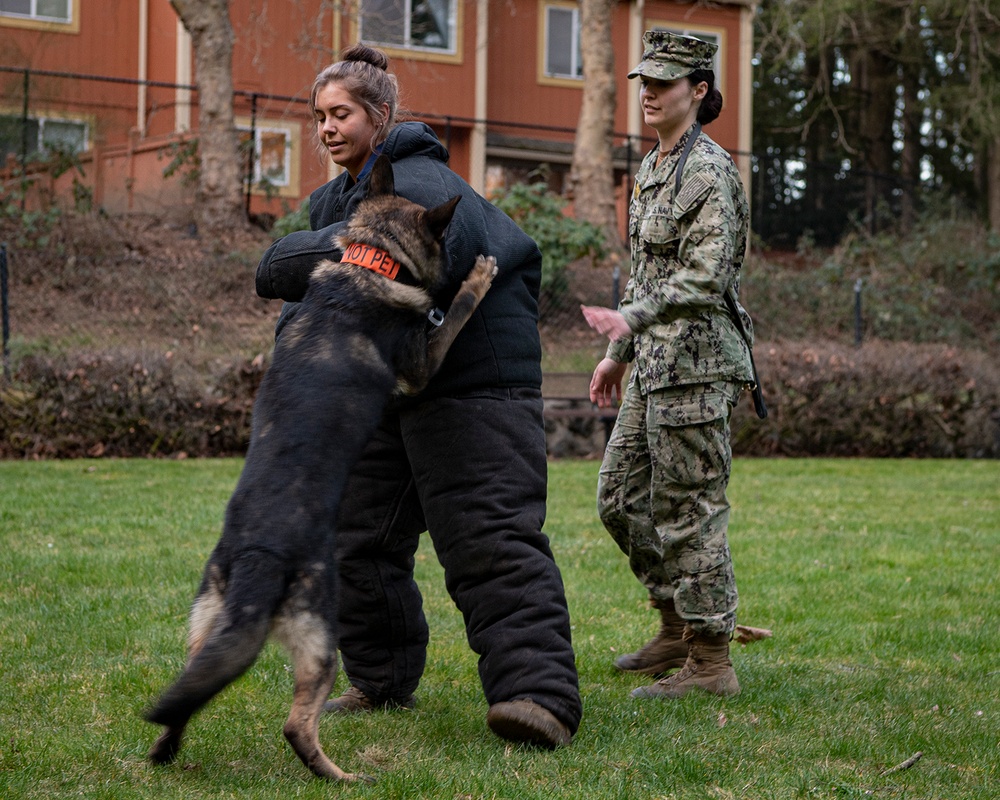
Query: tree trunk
852,46,897,234
898,65,922,232
170,0,247,233
802,47,834,219
570,0,620,248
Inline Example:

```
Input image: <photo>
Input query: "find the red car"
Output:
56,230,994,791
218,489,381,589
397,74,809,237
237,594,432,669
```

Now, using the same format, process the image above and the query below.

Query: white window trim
240,125,290,188
39,116,88,154
538,1,583,87
0,110,89,158
359,0,458,57
0,0,79,32
235,116,301,199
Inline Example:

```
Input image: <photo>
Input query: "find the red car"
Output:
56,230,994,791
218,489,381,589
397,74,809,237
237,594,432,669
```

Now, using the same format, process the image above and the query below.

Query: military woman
581,30,756,699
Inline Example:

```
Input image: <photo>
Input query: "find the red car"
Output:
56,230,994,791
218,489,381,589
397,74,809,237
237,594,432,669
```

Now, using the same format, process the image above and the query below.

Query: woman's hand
580,305,631,342
589,358,627,408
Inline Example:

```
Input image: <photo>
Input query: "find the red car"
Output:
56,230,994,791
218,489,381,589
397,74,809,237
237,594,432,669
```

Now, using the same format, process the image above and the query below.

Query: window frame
538,1,583,87
356,0,461,63
0,110,88,162
0,0,80,33
235,116,301,199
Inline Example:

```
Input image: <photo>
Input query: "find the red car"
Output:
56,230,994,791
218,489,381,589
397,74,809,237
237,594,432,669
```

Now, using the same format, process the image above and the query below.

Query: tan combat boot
614,597,688,675
630,627,740,698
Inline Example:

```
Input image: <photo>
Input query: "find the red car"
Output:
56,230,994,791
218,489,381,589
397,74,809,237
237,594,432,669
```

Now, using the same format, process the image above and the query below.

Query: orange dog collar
341,242,402,280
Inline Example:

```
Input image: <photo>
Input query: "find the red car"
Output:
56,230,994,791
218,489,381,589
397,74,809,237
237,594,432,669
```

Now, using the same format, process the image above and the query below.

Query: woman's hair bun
341,43,389,72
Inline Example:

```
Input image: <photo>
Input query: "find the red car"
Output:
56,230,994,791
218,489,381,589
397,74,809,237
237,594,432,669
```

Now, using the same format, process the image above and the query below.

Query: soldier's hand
581,305,631,342
590,358,626,408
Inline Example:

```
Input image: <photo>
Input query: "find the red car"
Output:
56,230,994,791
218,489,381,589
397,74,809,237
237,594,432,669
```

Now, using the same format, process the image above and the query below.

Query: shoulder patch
674,172,713,216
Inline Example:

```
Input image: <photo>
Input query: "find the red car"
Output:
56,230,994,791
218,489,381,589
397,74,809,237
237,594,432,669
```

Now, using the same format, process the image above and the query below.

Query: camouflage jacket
608,124,755,391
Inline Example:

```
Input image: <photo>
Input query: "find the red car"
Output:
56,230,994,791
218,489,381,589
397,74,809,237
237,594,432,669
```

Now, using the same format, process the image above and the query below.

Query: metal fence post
854,278,863,347
20,68,30,211
245,92,257,215
1,242,9,381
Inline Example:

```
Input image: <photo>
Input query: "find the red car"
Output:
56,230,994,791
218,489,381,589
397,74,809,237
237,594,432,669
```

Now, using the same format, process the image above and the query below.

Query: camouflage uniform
598,108,753,636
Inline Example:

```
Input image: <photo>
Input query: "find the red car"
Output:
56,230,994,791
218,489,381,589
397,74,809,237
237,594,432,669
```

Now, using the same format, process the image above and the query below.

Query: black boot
323,686,415,714
486,699,572,748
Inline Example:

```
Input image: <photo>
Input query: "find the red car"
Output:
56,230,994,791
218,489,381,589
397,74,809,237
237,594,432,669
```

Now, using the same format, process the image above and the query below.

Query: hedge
2,341,997,460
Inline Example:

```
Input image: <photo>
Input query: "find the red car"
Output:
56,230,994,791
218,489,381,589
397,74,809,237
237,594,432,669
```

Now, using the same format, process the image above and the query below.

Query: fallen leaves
734,624,773,644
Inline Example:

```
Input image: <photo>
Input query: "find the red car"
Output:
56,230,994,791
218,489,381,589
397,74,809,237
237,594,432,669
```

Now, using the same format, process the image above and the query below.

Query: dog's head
335,155,460,291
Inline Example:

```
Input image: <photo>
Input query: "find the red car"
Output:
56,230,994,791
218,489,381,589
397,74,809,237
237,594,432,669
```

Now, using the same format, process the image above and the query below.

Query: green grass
1,458,997,799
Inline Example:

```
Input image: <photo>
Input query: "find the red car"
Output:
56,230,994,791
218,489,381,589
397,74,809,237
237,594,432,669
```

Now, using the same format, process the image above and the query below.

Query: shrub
270,198,311,239
745,214,1000,349
731,341,1000,458
490,179,606,306
0,349,265,459
4,341,997,460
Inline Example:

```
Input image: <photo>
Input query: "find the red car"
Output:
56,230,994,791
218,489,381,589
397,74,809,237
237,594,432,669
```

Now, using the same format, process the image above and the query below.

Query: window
0,114,87,162
238,125,291,189
235,117,300,198
0,0,71,23
360,0,455,53
544,4,582,80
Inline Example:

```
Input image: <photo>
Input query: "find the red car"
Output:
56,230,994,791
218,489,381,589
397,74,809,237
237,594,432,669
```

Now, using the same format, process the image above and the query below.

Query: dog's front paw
465,255,497,299
477,254,499,279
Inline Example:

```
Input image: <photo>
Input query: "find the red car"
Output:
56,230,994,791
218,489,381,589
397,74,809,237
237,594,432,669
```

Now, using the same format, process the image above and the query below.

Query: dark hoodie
255,121,543,399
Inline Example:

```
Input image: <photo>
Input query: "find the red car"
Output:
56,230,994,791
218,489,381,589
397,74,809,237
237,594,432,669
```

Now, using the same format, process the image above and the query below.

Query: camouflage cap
627,30,717,81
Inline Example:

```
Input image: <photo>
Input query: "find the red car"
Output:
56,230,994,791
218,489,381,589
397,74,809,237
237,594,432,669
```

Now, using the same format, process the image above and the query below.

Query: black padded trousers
333,387,582,734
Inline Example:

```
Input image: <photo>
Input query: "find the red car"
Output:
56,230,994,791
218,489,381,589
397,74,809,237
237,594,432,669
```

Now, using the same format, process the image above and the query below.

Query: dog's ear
368,154,395,196
424,195,461,240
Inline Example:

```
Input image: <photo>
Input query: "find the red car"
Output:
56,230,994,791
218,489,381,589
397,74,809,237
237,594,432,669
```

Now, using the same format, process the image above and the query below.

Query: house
0,0,755,220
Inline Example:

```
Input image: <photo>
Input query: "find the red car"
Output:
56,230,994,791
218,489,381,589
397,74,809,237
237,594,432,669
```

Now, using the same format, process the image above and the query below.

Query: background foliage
2,205,999,460
752,0,1000,246
3,2,1000,460
489,177,608,304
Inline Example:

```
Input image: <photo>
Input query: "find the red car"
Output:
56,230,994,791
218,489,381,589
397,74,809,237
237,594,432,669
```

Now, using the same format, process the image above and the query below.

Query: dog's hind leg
146,614,271,765
275,607,372,782
146,562,279,766
147,720,186,766
147,565,229,765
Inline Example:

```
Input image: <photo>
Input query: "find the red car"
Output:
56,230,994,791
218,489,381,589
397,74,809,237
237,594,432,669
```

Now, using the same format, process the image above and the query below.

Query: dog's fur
145,155,495,781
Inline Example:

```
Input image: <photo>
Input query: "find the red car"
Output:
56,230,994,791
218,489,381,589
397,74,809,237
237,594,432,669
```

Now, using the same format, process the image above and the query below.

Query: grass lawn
1,458,996,799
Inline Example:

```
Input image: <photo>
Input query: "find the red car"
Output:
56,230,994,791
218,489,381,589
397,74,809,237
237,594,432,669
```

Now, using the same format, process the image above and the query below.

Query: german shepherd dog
145,155,495,781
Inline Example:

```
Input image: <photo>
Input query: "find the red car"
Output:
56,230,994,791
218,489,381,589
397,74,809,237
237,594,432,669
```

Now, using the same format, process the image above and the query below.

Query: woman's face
314,82,388,179
639,76,706,140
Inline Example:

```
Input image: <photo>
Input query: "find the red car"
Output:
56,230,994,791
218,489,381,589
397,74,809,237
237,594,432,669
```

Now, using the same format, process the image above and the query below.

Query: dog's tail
145,565,286,728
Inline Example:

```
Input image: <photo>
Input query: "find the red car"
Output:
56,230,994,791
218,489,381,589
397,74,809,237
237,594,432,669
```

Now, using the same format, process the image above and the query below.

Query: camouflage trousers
598,380,742,636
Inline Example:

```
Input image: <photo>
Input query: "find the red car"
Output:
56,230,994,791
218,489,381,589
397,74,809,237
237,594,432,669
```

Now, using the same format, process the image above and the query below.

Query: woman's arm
255,223,347,301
